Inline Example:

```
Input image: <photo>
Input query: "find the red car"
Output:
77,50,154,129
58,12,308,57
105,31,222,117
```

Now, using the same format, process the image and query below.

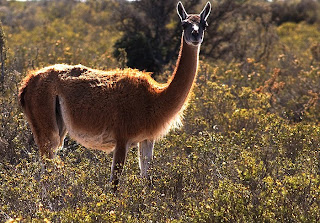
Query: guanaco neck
158,32,200,117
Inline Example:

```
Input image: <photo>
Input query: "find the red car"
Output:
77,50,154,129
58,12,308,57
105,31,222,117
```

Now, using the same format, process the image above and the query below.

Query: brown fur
19,37,198,156
18,1,211,190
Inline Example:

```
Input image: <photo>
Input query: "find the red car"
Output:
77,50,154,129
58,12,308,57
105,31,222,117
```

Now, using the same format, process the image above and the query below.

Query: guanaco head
177,1,211,47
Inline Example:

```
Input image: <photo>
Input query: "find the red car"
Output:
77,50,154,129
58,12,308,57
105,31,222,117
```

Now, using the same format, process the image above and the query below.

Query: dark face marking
181,15,208,46
177,1,211,47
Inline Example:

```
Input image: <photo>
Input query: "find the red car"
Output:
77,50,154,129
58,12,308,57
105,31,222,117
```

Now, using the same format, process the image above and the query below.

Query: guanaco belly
69,129,117,152
58,96,117,152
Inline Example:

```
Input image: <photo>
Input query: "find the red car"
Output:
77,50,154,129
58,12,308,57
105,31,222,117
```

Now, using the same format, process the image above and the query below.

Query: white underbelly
59,97,117,152
68,129,116,153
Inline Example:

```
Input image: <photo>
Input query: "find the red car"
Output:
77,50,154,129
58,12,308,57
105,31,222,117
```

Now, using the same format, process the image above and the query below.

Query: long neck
158,33,200,115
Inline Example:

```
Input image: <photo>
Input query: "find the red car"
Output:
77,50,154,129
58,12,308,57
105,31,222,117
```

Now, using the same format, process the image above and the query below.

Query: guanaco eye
181,21,189,29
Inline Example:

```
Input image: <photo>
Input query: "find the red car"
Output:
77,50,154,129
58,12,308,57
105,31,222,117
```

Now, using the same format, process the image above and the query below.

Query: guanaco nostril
192,30,199,36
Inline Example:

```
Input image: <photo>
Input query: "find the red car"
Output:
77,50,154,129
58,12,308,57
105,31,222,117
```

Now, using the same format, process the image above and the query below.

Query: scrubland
0,0,319,222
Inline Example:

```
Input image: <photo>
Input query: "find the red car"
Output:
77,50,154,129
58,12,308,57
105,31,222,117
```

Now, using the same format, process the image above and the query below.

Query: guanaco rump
19,1,211,190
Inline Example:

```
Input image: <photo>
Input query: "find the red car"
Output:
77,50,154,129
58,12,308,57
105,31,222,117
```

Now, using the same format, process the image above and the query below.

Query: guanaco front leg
138,140,154,179
110,140,130,191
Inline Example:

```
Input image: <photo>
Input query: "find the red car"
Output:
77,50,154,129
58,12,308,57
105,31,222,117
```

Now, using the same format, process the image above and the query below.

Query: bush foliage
0,0,319,222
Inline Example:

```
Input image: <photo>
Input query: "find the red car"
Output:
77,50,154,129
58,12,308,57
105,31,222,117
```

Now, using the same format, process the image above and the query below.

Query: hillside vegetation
0,0,319,222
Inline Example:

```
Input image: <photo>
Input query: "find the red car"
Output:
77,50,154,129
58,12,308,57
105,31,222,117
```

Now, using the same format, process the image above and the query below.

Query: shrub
1,1,320,222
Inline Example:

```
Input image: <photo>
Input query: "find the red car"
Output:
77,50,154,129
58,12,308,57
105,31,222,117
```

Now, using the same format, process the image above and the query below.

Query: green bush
2,62,320,222
1,1,320,222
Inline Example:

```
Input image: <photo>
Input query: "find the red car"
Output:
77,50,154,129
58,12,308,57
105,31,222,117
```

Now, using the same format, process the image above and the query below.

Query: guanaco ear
200,2,211,21
177,1,188,21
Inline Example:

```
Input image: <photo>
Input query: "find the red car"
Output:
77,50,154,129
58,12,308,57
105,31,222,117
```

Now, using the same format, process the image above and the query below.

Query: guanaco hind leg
55,96,67,149
24,93,63,159
138,140,154,178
